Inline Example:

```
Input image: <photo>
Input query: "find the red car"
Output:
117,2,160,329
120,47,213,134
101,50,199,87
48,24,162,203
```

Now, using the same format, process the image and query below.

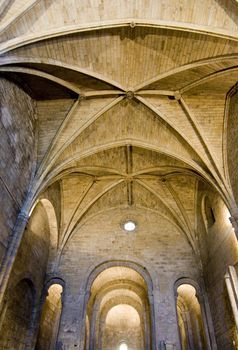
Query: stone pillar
224,266,238,329
144,299,151,350
0,298,8,330
197,290,217,350
57,289,88,350
79,290,90,350
184,310,194,349
160,340,176,350
229,215,238,239
89,301,99,350
0,211,29,310
181,311,191,349
29,289,50,350
148,291,158,350
154,285,181,350
51,288,64,349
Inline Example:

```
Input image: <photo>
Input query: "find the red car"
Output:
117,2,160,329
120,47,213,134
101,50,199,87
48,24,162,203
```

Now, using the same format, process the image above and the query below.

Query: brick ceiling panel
53,98,203,175
135,178,190,229
166,174,198,231
100,290,142,310
91,266,146,294
79,181,128,222
1,0,238,50
74,147,128,175
16,63,116,92
143,59,238,91
40,96,118,171
36,99,75,165
131,146,191,173
2,27,238,89
132,181,186,234
140,95,211,167
61,178,120,245
60,176,93,235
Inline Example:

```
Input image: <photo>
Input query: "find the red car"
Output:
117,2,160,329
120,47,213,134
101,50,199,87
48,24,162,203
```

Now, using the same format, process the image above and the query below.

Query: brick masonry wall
227,90,238,206
0,78,36,263
0,279,35,350
0,202,51,349
102,326,143,350
197,183,238,350
58,206,201,348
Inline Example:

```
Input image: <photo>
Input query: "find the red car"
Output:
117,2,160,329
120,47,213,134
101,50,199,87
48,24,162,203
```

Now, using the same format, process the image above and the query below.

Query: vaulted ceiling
1,0,238,253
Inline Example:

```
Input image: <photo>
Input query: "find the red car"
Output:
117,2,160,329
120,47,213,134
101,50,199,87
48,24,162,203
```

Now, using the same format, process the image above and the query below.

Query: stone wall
0,278,35,350
1,2,238,349
0,201,51,349
0,78,36,263
8,202,50,292
58,206,201,349
227,89,238,206
103,325,142,350
197,183,238,350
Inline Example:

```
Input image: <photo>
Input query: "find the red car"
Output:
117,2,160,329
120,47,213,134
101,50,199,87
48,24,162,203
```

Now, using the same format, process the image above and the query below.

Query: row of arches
0,196,61,350
0,193,234,349
0,264,211,350
85,265,152,350
0,278,64,350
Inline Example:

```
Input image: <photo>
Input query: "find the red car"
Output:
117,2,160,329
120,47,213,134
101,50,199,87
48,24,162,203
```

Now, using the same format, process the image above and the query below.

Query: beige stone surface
0,1,238,349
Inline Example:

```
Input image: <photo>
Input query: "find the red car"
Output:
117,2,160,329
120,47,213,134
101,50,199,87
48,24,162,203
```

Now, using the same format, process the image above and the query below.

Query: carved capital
14,212,29,232
229,216,238,238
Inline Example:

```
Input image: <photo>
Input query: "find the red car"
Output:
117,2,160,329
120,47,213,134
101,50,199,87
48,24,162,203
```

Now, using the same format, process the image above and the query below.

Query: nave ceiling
1,0,238,254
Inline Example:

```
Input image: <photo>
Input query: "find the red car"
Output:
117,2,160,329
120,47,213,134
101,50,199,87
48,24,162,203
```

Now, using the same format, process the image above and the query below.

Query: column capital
229,215,238,238
18,212,29,222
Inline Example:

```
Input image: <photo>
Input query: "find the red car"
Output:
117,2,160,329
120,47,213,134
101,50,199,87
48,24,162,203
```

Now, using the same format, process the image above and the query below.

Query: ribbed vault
1,2,238,349
0,0,238,276
0,0,237,264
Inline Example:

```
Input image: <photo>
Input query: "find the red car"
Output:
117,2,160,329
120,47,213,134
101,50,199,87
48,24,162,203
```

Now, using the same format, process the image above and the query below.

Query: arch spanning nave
0,0,238,349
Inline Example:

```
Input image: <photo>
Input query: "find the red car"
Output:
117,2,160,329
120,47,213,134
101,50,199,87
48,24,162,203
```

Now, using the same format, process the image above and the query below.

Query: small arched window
202,196,215,230
119,342,128,350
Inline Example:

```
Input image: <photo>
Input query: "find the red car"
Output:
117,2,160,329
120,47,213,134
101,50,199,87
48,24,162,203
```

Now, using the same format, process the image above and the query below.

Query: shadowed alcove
176,282,208,350
85,265,153,350
35,283,63,350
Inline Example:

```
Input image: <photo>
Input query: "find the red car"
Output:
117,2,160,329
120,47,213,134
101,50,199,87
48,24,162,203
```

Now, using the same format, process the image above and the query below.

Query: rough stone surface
0,78,36,263
0,2,238,350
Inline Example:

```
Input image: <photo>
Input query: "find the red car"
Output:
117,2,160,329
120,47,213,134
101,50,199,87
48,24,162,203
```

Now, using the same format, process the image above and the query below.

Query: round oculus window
123,220,136,232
